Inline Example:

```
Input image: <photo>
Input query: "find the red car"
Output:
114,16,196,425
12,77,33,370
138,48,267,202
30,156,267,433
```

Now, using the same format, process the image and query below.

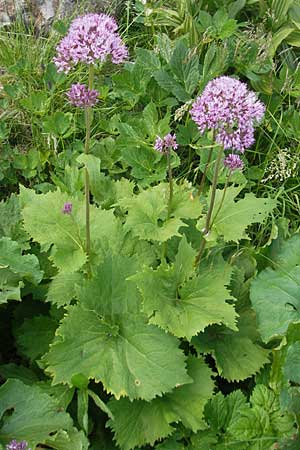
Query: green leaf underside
107,357,214,450
119,183,201,242
200,186,276,242
193,325,269,381
134,239,237,339
0,379,74,449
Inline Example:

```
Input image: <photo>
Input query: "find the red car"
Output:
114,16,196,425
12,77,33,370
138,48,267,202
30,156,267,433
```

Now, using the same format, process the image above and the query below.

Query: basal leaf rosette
43,255,191,401
107,357,214,450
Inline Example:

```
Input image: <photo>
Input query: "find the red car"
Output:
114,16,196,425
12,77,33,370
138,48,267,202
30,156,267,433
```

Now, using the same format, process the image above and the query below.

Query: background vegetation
1,1,300,449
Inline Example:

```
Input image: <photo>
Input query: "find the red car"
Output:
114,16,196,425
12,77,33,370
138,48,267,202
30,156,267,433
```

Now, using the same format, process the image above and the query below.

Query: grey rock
0,0,124,29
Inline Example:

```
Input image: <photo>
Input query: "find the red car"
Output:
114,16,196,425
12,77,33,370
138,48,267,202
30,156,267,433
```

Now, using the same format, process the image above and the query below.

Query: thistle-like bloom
62,202,73,214
224,154,244,171
54,13,128,73
154,133,178,153
67,84,99,108
190,76,265,152
6,440,31,450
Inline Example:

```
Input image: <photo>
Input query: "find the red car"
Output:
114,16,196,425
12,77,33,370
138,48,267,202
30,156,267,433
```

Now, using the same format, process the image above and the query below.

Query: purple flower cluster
54,13,128,73
224,154,244,171
6,440,31,450
190,76,265,153
67,83,99,108
62,202,73,214
154,133,178,153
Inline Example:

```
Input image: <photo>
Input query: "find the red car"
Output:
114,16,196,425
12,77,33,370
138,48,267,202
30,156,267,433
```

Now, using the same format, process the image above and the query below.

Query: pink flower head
53,13,128,73
224,154,244,171
190,76,265,152
6,441,31,450
62,202,72,214
154,133,178,153
67,84,99,108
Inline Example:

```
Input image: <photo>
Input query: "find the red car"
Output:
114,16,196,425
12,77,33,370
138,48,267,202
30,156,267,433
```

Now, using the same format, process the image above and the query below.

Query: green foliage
133,237,238,339
0,379,79,449
43,112,74,137
198,185,277,243
283,341,300,384
250,234,300,343
20,186,123,272
43,255,191,400
0,4,296,450
15,315,58,361
44,304,191,400
0,237,43,303
193,320,270,381
107,357,214,450
119,182,201,242
204,385,295,449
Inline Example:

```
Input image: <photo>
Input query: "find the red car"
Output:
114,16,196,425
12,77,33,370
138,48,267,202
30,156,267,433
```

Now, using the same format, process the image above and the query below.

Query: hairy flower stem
167,149,173,220
163,150,173,260
195,147,223,267
84,65,94,275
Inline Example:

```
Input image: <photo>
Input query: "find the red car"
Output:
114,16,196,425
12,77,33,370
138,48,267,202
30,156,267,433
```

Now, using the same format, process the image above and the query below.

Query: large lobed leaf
119,183,201,243
107,357,214,450
193,320,270,382
15,315,58,361
0,379,78,449
250,234,300,343
198,185,276,243
0,237,43,304
43,255,191,400
20,186,123,273
44,306,190,401
205,386,295,449
133,237,238,339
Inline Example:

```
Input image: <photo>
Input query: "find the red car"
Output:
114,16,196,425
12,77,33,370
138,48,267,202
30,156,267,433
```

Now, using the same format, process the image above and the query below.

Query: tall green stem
194,147,223,267
198,147,213,196
198,130,216,196
210,171,232,228
84,65,94,272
